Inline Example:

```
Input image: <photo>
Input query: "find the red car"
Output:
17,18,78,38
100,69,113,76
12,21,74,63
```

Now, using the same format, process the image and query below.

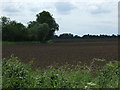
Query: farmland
2,40,118,69
1,7,119,88
2,40,119,88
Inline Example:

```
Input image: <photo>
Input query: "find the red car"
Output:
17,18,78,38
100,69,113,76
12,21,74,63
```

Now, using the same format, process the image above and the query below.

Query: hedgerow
2,56,120,88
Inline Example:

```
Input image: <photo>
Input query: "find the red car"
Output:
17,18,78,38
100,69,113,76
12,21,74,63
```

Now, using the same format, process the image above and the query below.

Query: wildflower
56,74,59,76
106,62,114,67
87,82,96,86
85,86,88,88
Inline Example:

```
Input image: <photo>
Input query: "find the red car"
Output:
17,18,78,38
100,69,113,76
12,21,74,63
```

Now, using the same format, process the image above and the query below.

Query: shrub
2,56,35,88
94,61,120,88
2,56,120,88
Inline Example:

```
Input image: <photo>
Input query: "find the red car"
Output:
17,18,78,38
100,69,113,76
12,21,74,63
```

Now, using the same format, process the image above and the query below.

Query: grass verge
2,40,54,45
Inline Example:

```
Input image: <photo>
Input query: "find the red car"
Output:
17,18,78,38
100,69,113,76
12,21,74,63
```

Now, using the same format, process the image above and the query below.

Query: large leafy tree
28,11,59,41
2,11,59,41
36,11,59,40
37,23,50,41
28,23,49,41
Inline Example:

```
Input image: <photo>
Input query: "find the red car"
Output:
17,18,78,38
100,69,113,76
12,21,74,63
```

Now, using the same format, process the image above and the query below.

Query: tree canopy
28,11,59,41
2,11,59,42
1,11,118,42
2,17,28,41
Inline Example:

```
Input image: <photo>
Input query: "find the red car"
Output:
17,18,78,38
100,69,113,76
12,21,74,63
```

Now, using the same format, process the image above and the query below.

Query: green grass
2,56,120,88
2,40,54,45
1,39,116,45
2,41,41,45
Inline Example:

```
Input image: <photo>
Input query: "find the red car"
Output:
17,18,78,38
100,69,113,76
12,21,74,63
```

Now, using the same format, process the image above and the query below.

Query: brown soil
2,41,118,69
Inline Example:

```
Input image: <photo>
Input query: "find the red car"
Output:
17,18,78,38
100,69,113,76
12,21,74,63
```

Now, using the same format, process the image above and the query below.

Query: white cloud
54,2,76,14
0,0,118,35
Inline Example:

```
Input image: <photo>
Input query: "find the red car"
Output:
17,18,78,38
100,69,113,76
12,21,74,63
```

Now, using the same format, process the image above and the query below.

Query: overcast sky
1,0,119,36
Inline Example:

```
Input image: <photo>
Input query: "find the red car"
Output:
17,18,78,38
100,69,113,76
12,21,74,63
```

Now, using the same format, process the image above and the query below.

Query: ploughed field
2,41,118,68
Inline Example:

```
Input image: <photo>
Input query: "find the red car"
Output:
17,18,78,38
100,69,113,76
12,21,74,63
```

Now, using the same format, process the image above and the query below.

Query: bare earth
2,41,118,68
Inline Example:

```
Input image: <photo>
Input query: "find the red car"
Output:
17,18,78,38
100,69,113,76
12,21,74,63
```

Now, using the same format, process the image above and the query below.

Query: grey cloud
3,7,19,13
2,3,20,13
90,6,111,15
30,8,39,12
28,3,53,14
28,3,41,12
54,2,76,14
91,9,110,14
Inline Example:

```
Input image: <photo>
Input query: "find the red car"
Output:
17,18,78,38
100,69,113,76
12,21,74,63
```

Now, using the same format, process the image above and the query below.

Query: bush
2,56,35,88
94,61,120,88
2,56,120,88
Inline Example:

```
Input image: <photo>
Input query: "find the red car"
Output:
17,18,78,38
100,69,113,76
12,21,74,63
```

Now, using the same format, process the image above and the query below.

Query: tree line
1,11,119,42
52,33,119,40
1,11,59,42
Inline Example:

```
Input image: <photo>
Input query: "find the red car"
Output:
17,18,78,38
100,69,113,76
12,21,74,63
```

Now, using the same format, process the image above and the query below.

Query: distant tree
28,23,49,41
37,23,49,41
36,11,59,40
51,35,59,39
27,21,37,29
1,16,10,27
28,23,39,40
2,16,28,41
112,34,117,38
74,35,80,38
82,34,90,39
59,33,74,39
1,17,12,41
27,11,59,41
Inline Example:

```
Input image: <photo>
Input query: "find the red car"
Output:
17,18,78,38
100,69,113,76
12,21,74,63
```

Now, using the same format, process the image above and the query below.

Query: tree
2,16,28,41
1,16,10,27
27,21,37,29
37,23,49,41
36,11,59,40
2,11,59,42
28,23,49,41
1,17,12,41
27,11,59,41
59,33,74,39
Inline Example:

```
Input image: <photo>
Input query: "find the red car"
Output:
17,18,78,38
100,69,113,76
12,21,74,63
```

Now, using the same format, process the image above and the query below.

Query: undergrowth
2,56,120,89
